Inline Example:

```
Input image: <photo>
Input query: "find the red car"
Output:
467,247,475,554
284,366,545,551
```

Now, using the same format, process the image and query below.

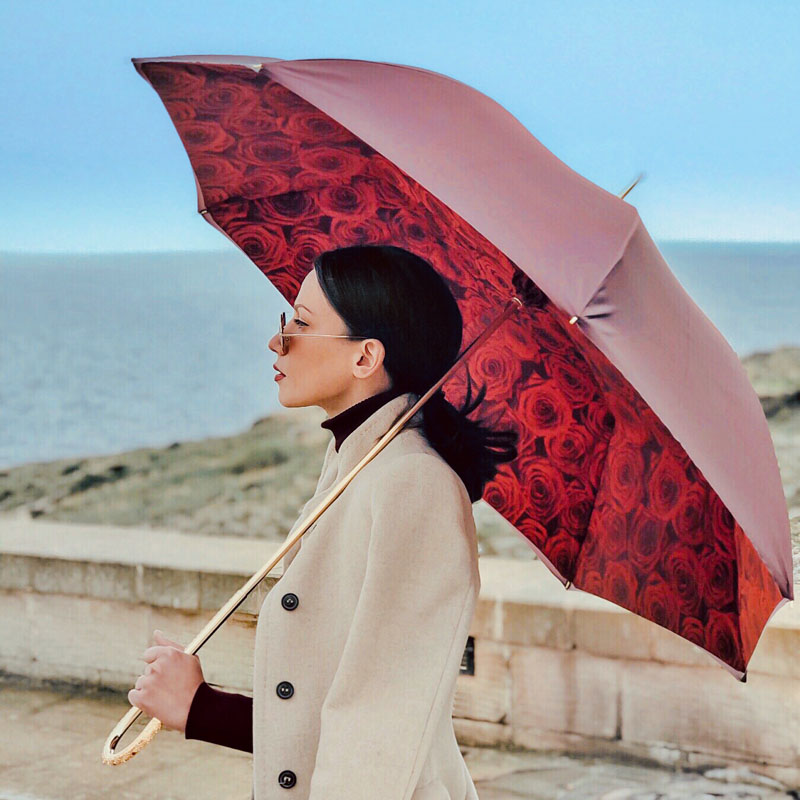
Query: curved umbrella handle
101,539,290,765
101,295,523,765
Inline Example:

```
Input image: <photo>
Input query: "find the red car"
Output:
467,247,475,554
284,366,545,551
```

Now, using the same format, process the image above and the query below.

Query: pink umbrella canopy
132,54,793,680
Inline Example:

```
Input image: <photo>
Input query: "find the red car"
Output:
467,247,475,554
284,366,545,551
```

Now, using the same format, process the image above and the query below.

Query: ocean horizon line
3,239,800,258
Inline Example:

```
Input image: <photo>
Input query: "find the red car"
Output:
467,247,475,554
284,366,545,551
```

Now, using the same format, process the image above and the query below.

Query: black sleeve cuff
184,680,253,753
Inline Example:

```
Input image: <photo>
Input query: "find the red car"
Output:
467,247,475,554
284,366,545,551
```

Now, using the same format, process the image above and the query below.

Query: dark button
281,592,299,610
276,680,294,699
278,769,296,788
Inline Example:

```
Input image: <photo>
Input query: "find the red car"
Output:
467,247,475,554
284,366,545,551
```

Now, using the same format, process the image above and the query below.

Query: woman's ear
354,338,387,378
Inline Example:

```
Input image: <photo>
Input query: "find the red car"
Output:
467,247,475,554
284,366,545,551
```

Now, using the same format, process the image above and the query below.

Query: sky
1,0,798,253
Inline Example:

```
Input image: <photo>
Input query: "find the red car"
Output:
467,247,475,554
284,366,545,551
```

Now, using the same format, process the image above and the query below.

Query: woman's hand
128,629,205,733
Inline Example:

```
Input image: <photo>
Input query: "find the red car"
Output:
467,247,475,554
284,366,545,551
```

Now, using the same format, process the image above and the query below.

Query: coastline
1,346,798,572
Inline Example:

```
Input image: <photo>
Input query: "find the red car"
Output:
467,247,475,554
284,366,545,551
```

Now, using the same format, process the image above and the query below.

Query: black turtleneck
320,386,406,452
185,385,406,752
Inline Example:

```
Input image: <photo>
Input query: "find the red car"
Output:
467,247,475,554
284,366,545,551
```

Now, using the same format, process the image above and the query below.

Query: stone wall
1,513,798,786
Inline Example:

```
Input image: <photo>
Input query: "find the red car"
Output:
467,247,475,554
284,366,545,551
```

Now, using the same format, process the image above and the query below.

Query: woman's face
268,269,391,416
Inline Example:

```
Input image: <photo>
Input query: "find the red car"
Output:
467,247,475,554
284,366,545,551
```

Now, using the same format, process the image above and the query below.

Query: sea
1,242,798,470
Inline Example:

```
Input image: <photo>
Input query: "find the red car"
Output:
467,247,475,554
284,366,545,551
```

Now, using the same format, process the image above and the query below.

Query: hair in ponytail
313,244,518,502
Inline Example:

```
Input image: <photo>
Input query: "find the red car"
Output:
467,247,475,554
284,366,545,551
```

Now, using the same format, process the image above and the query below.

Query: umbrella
105,53,793,762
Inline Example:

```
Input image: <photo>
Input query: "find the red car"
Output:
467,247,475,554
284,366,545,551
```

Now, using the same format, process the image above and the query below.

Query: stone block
0,554,34,590
746,625,800,680
30,557,86,596
471,596,501,641
84,561,138,603
510,646,619,739
26,593,150,684
138,565,200,610
571,606,652,661
501,599,572,649
0,591,34,666
619,659,800,766
453,717,512,748
453,638,509,723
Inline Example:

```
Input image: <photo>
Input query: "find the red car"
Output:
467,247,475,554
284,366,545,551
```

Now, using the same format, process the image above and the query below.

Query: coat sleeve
307,452,481,800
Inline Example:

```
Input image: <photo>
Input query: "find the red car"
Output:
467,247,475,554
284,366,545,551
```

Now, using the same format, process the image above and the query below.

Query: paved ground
0,678,796,800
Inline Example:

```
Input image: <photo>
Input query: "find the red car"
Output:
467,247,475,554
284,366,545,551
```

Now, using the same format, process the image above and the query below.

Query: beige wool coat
251,391,481,800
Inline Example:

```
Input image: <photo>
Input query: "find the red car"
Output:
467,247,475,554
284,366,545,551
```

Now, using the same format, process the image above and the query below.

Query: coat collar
320,386,407,453
318,390,425,489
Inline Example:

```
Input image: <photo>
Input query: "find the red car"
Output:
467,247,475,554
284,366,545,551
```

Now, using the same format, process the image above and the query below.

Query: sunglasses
277,311,371,356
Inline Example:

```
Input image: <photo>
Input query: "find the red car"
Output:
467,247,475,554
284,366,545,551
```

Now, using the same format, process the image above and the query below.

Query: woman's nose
268,331,281,355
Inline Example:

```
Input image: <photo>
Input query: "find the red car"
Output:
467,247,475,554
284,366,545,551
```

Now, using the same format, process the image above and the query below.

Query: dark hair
313,244,518,503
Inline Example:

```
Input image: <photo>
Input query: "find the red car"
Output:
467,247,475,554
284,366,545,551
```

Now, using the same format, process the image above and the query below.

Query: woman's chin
276,384,306,409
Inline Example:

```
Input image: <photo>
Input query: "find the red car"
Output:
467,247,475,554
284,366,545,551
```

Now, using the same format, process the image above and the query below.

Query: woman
130,245,518,799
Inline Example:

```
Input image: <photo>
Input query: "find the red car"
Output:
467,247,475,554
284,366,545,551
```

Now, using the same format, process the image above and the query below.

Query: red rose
164,99,198,123
225,220,291,268
704,609,743,670
594,502,628,560
641,575,680,633
286,225,333,272
220,101,281,139
576,568,604,596
700,550,736,610
533,315,573,355
628,507,667,573
514,455,567,524
605,397,649,446
387,208,441,261
513,381,572,435
283,111,357,146
679,615,705,648
175,119,237,155
708,493,737,560
602,561,638,612
545,528,580,580
318,183,379,221
329,217,388,247
239,134,298,168
514,514,549,553
585,441,610,493
543,353,597,405
545,424,592,477
259,80,308,112
238,170,293,201
191,153,246,195
664,545,704,617
257,191,318,224
606,444,646,514
561,478,594,535
672,483,708,547
648,451,684,521
584,400,617,444
469,341,524,401
297,145,365,183
144,63,207,100
483,463,526,523
196,79,260,117
472,252,516,300
360,158,415,206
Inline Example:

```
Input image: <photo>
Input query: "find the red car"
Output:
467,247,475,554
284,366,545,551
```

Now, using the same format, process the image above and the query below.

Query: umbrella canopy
132,54,793,680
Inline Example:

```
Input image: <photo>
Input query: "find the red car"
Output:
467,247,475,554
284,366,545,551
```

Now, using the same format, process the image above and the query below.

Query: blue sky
2,0,798,252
